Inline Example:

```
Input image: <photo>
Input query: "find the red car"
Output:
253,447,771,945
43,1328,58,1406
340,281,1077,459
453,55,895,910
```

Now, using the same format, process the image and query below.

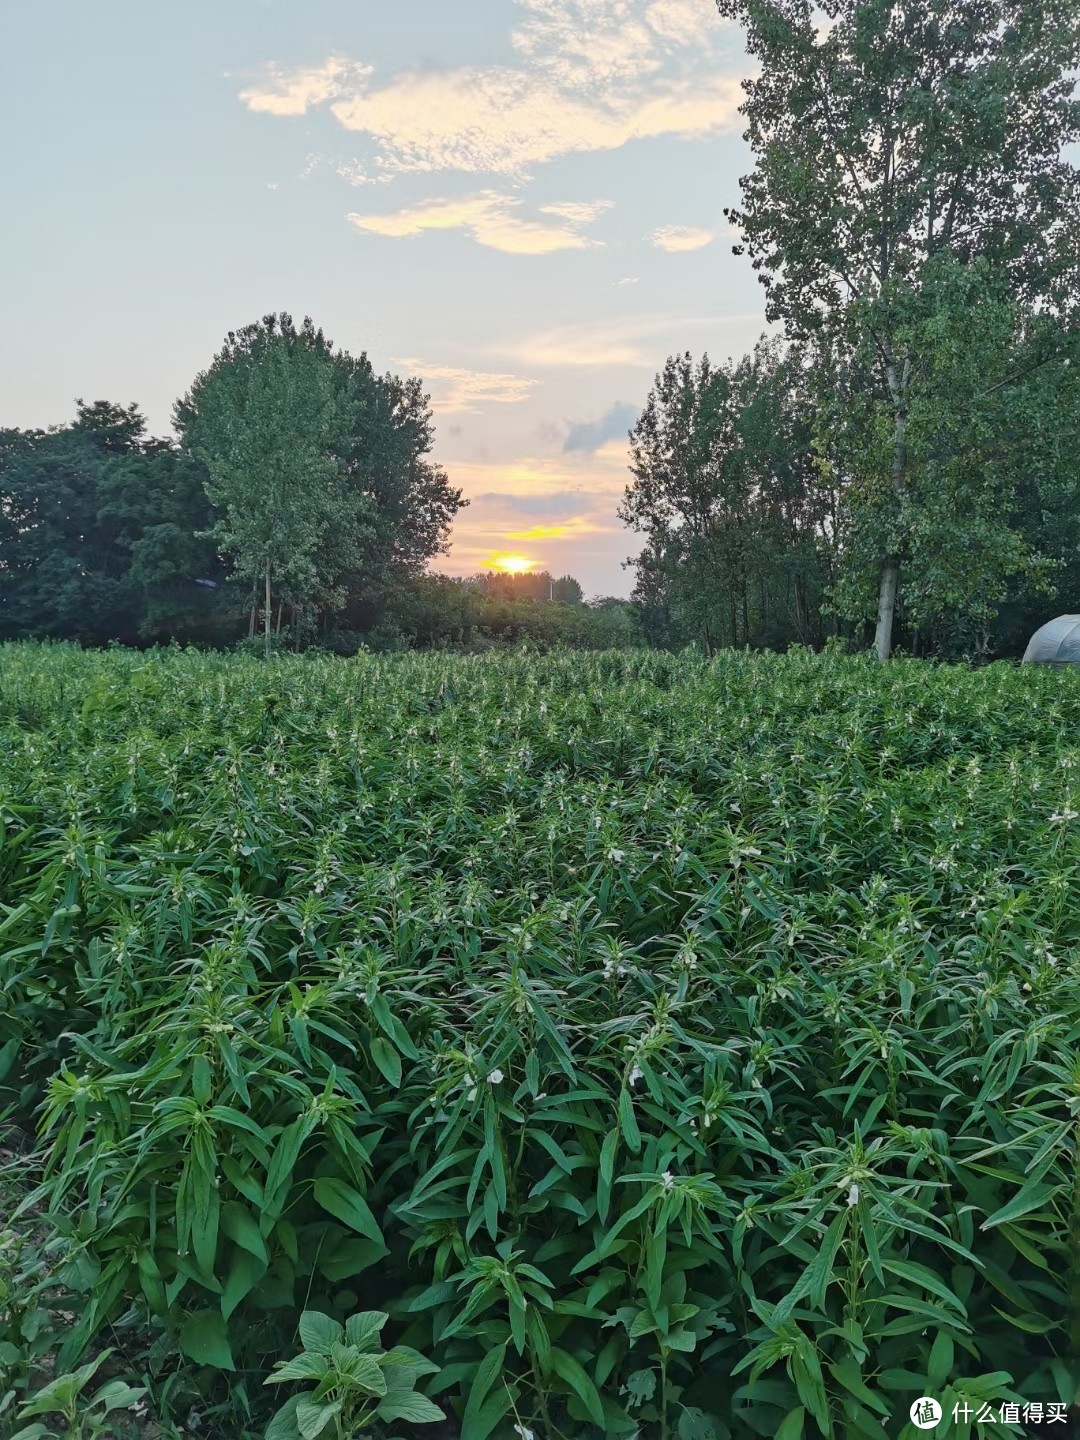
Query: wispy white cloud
650,223,716,251
512,0,661,91
509,311,733,368
335,159,389,187
325,71,741,179
393,358,538,413
348,192,606,254
513,0,722,89
238,57,371,117
644,0,717,46
539,199,613,225
238,0,741,178
616,276,641,286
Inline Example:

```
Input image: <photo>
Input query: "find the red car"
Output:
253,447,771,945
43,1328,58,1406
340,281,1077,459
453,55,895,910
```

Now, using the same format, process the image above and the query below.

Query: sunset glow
488,553,536,574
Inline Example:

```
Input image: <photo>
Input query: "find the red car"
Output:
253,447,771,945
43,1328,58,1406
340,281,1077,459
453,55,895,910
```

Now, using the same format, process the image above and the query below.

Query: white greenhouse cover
1022,614,1080,666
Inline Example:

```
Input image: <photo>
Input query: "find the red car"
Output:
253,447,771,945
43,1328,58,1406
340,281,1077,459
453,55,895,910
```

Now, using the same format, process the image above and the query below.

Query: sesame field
0,641,1077,1440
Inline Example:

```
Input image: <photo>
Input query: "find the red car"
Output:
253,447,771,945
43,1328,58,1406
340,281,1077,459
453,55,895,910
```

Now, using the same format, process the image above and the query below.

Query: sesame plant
0,640,1077,1440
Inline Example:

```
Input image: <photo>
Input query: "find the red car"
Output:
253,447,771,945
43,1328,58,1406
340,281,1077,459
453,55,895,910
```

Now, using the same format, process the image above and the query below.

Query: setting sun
488,553,536,574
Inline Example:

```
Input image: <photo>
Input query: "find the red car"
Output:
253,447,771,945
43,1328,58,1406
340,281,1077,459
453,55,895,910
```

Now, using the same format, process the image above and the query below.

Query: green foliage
0,403,231,647
8,1350,145,1440
1,642,1078,1437
347,576,645,653
0,1206,65,1421
175,313,370,656
2,319,467,656
823,256,1078,653
263,1309,442,1438
622,339,832,653
174,313,467,656
713,0,1080,657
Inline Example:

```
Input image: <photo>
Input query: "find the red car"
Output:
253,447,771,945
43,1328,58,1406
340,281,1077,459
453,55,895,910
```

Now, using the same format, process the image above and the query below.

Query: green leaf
344,1310,388,1349
377,1390,446,1423
0,1038,19,1083
462,1341,507,1434
370,1036,402,1088
266,1354,330,1386
880,1259,965,1313
264,1394,303,1440
192,1055,212,1105
296,1396,341,1440
90,1380,147,1414
619,1087,641,1153
350,1354,388,1396
222,1202,270,1263
598,1128,619,1223
298,1312,344,1356
318,1237,388,1282
928,1331,953,1386
312,1177,383,1243
774,1407,805,1440
459,1382,515,1440
789,1337,828,1435
624,1368,657,1407
551,1346,605,1428
678,1406,719,1439
179,1310,235,1371
980,1180,1058,1230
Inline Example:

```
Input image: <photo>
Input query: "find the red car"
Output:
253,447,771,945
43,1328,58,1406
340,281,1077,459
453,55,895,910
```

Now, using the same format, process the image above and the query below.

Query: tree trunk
264,558,272,659
794,575,808,642
873,357,911,661
276,602,283,635
873,558,901,660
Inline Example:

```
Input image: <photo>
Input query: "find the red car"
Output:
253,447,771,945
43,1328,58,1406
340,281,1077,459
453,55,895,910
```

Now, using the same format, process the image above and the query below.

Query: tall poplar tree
713,0,1080,656
176,314,370,656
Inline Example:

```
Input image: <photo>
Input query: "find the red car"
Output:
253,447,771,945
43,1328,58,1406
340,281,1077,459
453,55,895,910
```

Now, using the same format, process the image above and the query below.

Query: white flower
661,1170,676,1192
466,1086,478,1102
514,1426,536,1440
1050,807,1078,824
628,1064,643,1087
607,848,625,863
846,1184,859,1207
487,1068,504,1085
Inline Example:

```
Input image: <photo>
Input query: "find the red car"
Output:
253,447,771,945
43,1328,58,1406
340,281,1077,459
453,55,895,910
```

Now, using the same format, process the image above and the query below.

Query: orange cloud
506,518,612,540
392,358,537,413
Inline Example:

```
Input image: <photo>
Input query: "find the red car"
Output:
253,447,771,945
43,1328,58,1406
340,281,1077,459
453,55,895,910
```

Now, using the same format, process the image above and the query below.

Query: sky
0,0,772,598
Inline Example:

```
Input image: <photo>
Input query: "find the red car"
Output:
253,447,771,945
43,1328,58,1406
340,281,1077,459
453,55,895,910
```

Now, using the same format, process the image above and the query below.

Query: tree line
0,316,640,654
623,0,1079,659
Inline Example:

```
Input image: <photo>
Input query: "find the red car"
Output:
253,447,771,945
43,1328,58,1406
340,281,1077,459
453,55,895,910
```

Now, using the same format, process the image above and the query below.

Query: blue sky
1,0,772,596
